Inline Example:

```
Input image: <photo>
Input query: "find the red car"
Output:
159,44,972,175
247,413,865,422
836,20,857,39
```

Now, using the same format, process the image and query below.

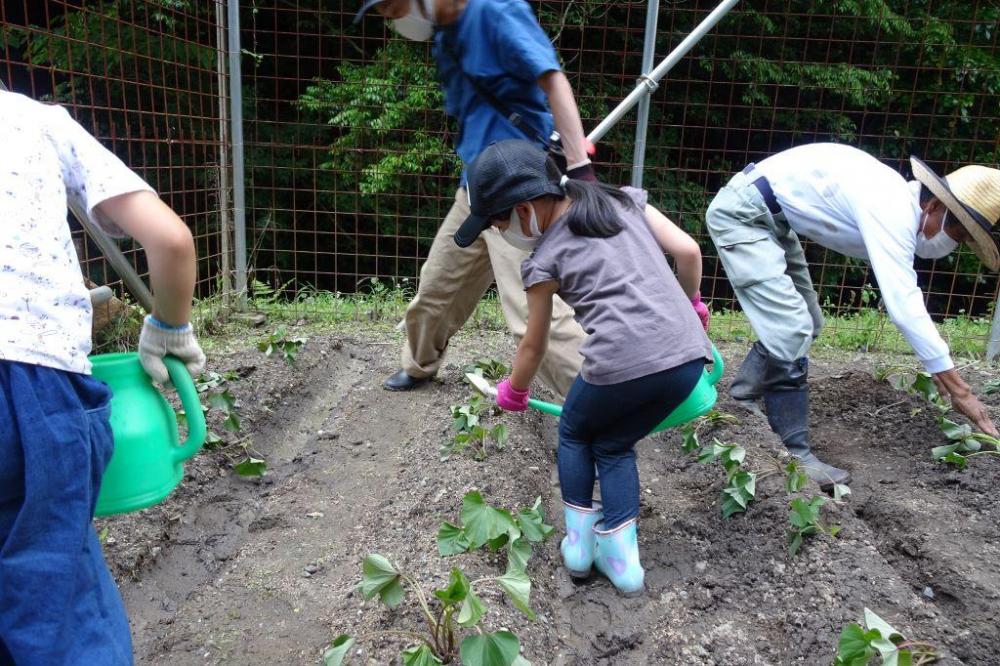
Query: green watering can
90,353,206,517
467,345,724,433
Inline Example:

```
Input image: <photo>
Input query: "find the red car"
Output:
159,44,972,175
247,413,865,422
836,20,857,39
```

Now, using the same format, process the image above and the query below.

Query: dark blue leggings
558,359,705,529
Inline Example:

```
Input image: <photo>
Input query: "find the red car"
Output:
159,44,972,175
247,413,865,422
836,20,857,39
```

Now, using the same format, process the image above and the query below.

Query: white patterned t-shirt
1,91,154,374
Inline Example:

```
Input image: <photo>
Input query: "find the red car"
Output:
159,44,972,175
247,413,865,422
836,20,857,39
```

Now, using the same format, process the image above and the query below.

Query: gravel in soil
104,330,1000,665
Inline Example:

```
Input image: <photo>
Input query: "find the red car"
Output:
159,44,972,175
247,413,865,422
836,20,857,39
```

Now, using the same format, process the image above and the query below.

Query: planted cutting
463,358,510,382
682,421,846,556
833,608,938,665
437,491,554,574
879,367,1000,468
443,395,508,461
326,492,551,665
257,326,308,366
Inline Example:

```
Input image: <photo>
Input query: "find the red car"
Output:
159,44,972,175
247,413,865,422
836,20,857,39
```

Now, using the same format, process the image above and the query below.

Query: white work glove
138,315,206,384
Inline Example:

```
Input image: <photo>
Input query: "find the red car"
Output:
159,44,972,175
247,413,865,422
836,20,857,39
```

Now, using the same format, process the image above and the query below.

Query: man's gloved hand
496,378,531,412
138,314,207,384
691,292,710,332
566,158,596,182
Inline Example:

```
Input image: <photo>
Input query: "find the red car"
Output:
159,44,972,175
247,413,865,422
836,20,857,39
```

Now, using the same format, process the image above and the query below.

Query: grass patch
93,278,991,361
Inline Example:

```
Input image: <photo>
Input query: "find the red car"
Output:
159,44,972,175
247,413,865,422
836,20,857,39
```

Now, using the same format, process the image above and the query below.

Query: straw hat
911,157,1000,271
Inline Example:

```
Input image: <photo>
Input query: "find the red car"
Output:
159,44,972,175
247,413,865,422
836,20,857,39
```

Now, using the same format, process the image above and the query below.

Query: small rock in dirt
305,511,325,518
923,586,935,600
695,561,708,573
350,440,363,447
317,430,339,440
304,564,321,575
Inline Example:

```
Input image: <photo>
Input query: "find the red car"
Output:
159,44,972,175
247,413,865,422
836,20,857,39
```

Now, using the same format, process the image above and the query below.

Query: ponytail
560,179,636,238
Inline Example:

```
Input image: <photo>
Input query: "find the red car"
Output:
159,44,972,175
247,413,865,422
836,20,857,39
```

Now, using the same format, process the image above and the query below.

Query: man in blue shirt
355,0,593,396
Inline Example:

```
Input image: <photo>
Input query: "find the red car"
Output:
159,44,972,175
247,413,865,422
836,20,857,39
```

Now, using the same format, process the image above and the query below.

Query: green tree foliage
5,1,996,313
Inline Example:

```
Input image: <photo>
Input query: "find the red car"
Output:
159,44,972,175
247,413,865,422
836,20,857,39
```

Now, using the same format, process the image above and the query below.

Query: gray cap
454,140,564,248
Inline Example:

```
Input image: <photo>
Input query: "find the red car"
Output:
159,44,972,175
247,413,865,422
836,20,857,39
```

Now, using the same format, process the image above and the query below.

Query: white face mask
501,205,543,252
915,211,959,259
390,0,435,41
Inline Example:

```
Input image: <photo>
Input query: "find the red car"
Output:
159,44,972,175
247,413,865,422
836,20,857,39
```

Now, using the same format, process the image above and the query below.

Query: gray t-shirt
521,187,712,385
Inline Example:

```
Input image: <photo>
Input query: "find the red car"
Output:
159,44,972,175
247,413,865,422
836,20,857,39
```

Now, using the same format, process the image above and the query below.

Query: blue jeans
558,359,705,530
0,361,133,665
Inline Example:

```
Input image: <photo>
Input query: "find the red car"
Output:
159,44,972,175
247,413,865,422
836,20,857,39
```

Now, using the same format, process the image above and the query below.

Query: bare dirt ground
100,325,1000,665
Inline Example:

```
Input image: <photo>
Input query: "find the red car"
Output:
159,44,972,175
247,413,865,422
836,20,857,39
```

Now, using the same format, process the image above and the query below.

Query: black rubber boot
730,342,769,400
761,357,851,490
383,370,434,391
730,342,769,417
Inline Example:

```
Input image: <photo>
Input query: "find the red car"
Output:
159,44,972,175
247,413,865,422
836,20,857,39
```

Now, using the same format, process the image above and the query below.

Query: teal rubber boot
560,502,603,579
594,519,645,597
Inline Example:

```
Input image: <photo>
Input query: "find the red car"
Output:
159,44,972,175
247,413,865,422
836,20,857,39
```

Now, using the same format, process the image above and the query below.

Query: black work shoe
383,369,433,391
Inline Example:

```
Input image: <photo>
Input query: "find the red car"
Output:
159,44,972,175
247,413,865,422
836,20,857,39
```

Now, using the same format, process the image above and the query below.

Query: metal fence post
227,0,248,307
215,1,232,302
631,0,660,189
588,0,741,145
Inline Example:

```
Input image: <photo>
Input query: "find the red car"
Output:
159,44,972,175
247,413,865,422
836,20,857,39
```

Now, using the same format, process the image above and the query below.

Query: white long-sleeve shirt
756,143,952,373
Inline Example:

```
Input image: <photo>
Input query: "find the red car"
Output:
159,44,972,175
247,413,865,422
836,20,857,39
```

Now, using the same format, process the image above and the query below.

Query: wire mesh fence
2,1,998,354
0,0,230,301
240,0,1000,353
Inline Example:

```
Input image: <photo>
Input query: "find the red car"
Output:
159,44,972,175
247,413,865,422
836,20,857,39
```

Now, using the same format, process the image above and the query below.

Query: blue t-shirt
433,0,560,178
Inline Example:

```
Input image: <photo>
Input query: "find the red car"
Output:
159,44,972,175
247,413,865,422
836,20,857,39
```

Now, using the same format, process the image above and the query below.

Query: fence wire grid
2,1,998,355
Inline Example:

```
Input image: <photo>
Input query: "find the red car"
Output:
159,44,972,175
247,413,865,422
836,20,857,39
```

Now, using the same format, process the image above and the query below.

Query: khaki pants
706,170,824,362
401,188,585,399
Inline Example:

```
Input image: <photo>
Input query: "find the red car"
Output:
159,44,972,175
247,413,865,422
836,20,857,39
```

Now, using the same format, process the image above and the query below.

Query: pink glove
691,292,710,332
496,379,531,412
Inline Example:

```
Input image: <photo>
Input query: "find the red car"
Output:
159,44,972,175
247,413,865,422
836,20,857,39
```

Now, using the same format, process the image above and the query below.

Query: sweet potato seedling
326,492,548,666
682,422,846,556
257,326,307,366
443,395,508,461
833,608,938,665
878,367,1000,468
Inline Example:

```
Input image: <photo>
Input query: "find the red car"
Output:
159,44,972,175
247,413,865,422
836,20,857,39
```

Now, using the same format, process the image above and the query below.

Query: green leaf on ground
460,491,519,549
789,496,825,529
402,644,444,666
498,567,534,620
457,586,486,628
507,537,531,573
833,483,852,502
941,451,968,469
515,497,554,543
459,631,520,666
234,456,266,477
323,635,354,666
360,554,405,608
437,521,471,556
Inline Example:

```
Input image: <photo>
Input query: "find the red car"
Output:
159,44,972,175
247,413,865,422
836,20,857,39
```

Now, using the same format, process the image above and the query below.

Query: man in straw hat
353,0,597,397
706,142,1000,489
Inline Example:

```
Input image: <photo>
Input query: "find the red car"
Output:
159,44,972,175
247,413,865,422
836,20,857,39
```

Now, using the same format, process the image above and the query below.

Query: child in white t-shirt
0,90,205,664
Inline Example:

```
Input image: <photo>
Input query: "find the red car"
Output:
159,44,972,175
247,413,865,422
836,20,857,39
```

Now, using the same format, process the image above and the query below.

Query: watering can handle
164,356,207,463
706,344,724,385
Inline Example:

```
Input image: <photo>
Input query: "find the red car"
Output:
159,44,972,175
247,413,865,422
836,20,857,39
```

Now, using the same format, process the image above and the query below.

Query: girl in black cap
457,139,714,595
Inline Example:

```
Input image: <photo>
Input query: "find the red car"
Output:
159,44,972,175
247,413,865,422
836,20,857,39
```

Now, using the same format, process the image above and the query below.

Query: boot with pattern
561,502,602,579
594,519,644,597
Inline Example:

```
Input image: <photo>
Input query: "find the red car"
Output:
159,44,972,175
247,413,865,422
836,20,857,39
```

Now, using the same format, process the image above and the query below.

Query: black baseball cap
454,140,565,248
353,0,386,23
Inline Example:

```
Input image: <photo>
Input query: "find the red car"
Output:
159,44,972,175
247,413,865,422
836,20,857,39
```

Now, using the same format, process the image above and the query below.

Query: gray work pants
706,170,824,362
